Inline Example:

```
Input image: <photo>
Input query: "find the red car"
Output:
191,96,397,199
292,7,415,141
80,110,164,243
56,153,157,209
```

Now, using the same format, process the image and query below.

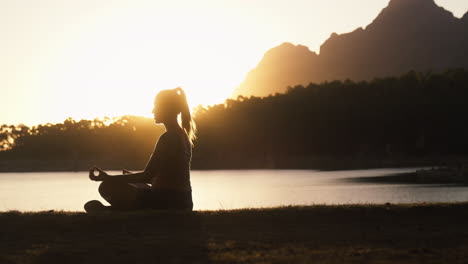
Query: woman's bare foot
84,200,110,213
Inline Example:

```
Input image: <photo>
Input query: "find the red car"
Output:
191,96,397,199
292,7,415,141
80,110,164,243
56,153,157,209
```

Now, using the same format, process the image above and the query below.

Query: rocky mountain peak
231,1,468,98
368,0,455,31
387,0,437,8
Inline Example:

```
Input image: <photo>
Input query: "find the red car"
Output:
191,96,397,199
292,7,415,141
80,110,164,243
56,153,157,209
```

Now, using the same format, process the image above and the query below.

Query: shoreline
0,163,435,173
0,155,459,172
2,203,468,263
0,166,426,173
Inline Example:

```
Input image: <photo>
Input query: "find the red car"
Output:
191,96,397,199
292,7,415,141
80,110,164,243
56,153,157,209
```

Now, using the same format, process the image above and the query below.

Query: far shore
2,203,468,263
0,155,461,172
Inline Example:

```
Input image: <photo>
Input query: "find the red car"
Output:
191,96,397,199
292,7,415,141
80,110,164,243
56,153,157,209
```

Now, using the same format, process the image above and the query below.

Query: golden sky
1,0,467,126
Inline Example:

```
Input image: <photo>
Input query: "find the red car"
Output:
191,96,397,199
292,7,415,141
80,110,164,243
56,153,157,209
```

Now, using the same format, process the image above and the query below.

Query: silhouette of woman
85,87,196,212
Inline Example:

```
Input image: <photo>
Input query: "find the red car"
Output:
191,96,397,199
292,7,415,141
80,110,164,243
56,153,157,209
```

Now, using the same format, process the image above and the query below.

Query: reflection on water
1,168,468,212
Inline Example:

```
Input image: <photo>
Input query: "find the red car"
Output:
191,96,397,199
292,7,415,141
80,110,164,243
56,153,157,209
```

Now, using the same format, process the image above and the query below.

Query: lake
1,168,468,212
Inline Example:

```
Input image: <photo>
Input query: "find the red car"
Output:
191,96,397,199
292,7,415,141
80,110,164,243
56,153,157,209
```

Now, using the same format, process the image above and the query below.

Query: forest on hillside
1,69,467,171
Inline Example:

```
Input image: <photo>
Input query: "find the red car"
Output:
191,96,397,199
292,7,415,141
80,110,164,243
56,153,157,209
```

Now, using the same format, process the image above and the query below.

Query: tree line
1,69,467,171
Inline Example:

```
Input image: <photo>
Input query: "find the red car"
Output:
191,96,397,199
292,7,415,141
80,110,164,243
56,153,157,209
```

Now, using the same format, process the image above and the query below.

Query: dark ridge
232,0,468,98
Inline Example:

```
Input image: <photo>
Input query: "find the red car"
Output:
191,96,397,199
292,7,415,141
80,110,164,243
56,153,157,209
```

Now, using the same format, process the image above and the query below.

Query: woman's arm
88,133,175,183
89,167,151,183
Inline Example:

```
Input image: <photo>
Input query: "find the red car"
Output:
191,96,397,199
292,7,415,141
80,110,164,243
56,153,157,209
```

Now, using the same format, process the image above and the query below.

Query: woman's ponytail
175,87,197,146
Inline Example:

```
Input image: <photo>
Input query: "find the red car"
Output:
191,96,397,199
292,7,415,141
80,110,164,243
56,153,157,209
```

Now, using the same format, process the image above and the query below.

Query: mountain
232,0,468,98
463,11,468,26
233,43,320,97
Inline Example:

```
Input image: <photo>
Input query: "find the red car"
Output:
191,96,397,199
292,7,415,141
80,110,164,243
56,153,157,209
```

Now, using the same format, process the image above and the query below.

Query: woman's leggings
98,180,193,211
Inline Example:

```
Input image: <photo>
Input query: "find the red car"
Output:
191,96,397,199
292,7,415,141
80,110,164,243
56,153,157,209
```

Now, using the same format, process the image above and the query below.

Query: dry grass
1,203,468,263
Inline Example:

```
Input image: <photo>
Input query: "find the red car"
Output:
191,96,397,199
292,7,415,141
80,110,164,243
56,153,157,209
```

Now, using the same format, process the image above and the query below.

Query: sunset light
1,0,467,126
2,1,468,262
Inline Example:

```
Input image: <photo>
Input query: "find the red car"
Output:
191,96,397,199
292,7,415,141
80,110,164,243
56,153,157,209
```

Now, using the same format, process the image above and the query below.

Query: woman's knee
98,180,139,209
98,180,121,197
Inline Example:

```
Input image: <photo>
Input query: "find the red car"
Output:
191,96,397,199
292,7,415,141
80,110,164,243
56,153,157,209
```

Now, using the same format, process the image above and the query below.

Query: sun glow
1,0,467,126
37,3,255,123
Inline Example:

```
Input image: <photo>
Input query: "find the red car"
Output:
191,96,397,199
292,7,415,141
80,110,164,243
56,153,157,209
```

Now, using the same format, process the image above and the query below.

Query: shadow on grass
2,204,468,263
0,210,212,264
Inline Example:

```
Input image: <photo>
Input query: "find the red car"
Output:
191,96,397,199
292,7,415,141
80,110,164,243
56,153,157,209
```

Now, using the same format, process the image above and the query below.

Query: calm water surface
1,168,468,212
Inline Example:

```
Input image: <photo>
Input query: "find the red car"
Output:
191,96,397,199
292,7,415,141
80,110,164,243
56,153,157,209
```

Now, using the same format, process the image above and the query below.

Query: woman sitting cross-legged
85,87,196,212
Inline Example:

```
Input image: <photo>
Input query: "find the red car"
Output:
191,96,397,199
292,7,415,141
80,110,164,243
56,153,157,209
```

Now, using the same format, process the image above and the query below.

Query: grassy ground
1,203,468,264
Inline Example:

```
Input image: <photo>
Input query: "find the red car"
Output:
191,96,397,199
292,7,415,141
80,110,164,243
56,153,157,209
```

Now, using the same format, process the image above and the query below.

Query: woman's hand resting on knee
89,167,109,181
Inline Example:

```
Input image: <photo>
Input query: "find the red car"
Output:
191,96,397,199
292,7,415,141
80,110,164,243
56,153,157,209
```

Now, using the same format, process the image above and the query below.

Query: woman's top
144,129,192,192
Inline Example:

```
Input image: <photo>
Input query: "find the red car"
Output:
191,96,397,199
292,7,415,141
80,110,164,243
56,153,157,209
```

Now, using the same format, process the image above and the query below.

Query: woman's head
153,87,196,145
